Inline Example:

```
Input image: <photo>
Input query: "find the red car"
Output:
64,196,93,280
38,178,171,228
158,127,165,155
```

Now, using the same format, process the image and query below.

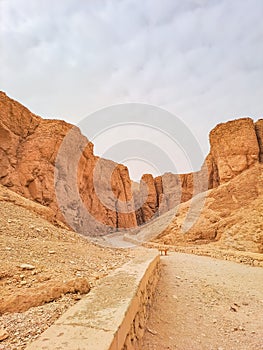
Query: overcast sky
1,0,263,180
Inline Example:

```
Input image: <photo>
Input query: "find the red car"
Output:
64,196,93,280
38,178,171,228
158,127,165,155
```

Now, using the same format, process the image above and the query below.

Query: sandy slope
0,186,135,349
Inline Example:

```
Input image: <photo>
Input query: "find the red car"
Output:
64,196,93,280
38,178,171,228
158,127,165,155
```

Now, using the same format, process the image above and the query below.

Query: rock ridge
1,91,262,234
134,117,263,225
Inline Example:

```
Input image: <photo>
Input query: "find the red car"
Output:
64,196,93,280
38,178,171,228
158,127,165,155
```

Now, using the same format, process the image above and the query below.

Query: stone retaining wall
145,243,263,267
121,256,160,350
25,249,160,350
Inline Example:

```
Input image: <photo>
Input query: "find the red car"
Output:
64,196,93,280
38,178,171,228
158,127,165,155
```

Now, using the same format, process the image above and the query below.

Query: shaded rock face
134,154,217,224
134,173,191,224
0,92,137,235
255,119,263,162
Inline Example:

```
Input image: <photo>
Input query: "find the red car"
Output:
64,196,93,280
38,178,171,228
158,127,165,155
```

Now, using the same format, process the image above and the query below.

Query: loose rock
0,328,9,341
20,264,35,271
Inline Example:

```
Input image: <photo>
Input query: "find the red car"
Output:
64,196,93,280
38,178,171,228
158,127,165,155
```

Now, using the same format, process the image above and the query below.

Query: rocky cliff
0,91,137,235
152,163,263,253
1,91,263,238
209,118,260,183
135,117,263,225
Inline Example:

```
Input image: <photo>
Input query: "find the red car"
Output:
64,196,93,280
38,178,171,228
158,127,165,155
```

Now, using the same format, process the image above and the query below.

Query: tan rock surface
135,117,262,225
255,119,263,162
152,164,263,253
0,91,137,235
0,328,9,341
209,118,259,183
136,174,159,223
1,92,263,253
0,278,90,314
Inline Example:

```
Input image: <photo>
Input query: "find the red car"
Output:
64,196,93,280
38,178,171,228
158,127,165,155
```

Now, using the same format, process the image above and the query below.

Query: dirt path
142,253,263,350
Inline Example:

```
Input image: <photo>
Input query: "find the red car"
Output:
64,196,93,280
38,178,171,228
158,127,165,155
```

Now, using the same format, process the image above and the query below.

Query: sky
0,0,263,180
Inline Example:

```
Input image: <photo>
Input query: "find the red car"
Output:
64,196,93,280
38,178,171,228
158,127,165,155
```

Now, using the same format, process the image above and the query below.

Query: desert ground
142,253,263,350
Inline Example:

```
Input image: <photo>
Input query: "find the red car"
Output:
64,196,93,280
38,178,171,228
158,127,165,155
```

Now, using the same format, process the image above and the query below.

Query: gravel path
142,253,263,350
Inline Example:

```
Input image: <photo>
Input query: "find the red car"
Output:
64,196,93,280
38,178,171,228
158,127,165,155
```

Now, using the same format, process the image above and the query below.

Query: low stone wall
145,242,263,267
121,255,160,350
25,249,160,350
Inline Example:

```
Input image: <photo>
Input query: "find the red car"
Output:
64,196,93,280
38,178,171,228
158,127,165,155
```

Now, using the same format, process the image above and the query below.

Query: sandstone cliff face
135,117,263,225
134,173,191,223
255,119,263,162
209,118,260,183
0,92,137,235
134,156,213,224
153,164,263,253
1,91,263,241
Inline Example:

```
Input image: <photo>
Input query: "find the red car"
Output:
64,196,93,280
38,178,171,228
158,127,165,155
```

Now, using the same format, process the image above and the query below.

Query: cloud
0,0,263,178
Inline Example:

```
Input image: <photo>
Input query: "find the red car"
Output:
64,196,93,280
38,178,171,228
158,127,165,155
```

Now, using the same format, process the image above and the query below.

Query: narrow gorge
1,91,263,243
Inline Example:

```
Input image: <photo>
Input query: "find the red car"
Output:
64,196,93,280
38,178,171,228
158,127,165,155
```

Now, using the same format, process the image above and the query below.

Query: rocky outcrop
134,157,212,224
0,91,137,235
0,278,90,314
135,174,159,224
1,91,263,236
153,164,263,253
134,173,192,223
135,117,262,225
255,119,263,162
209,118,260,183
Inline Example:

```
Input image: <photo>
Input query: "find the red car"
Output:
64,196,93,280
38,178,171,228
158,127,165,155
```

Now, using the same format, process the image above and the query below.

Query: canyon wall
153,163,263,253
1,91,263,234
209,118,260,183
135,118,263,224
0,92,137,235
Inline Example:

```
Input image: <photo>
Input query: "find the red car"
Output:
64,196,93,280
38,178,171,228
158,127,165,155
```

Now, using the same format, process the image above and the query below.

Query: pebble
146,327,158,335
0,328,9,341
20,264,35,270
230,305,238,312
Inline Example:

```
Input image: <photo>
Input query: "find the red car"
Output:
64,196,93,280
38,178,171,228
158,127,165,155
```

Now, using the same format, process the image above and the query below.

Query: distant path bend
142,253,263,350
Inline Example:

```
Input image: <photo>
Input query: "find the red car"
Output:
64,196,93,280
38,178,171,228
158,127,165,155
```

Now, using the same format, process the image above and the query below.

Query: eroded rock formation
1,91,263,237
134,117,263,225
0,91,137,235
255,119,263,162
209,118,260,183
153,163,263,253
